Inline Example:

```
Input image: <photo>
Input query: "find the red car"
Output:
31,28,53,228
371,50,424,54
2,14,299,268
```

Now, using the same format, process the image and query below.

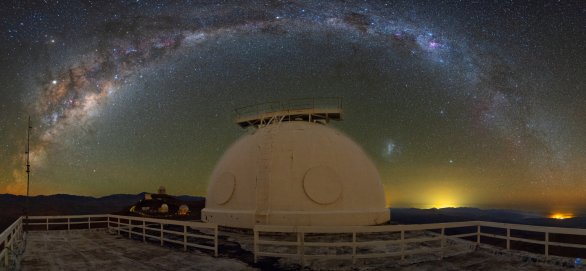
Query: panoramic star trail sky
0,1,584,214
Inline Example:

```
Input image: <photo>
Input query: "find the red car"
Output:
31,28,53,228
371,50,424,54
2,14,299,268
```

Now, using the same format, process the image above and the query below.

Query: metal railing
478,221,586,258
254,221,586,266
0,217,23,267
0,214,219,268
26,214,109,230
4,215,586,268
108,214,218,256
254,221,478,266
234,97,343,121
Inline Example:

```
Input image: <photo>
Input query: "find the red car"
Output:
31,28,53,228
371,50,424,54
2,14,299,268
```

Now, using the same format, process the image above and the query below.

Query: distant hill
391,207,586,228
0,193,205,232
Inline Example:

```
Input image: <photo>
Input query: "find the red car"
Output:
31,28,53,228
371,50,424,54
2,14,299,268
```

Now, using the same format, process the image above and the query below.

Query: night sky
0,1,584,214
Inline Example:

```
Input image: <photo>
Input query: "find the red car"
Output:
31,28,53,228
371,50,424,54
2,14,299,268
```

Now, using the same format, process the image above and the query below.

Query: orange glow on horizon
549,213,574,220
428,187,461,209
430,202,459,209
383,182,465,209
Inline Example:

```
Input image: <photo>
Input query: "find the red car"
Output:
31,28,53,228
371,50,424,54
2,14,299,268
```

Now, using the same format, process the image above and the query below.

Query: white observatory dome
202,121,389,228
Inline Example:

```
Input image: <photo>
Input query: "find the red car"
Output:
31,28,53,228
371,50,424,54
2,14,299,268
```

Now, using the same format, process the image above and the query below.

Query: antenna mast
26,116,31,197
25,116,31,229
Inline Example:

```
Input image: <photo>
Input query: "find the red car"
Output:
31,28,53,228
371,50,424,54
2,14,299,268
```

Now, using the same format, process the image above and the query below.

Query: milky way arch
4,1,580,203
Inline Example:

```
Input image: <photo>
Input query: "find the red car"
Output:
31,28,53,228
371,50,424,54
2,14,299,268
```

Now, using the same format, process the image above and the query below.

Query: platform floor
18,230,256,271
13,230,575,271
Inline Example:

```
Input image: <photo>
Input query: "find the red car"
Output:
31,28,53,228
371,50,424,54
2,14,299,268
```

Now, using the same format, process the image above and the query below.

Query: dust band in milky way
30,9,460,166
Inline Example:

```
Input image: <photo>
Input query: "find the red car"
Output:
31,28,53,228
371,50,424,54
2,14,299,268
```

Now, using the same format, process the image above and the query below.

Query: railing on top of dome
234,97,343,128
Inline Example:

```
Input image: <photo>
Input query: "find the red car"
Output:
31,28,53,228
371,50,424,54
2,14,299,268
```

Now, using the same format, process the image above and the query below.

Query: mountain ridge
0,193,205,231
1,194,585,232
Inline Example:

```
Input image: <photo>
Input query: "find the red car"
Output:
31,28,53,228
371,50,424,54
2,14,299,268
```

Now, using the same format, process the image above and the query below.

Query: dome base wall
202,208,390,228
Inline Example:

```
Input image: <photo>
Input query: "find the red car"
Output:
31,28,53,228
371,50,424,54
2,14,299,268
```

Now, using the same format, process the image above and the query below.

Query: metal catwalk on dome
234,97,343,128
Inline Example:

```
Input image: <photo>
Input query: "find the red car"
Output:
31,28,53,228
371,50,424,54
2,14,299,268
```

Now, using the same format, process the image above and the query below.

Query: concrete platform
18,230,256,271
11,229,577,271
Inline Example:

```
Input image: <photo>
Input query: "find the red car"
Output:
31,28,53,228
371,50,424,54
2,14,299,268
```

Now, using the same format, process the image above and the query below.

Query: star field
0,1,584,214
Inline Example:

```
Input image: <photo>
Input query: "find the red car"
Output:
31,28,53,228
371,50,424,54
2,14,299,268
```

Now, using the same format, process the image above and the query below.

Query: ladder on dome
234,97,343,129
254,131,272,224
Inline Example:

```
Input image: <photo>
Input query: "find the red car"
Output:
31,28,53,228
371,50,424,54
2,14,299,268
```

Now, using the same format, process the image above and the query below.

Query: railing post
13,222,17,242
46,218,49,231
142,221,146,242
254,227,259,263
107,216,110,232
295,231,301,263
506,228,510,250
183,225,187,252
160,223,164,246
68,218,70,232
545,232,549,260
3,233,11,266
400,230,405,260
214,224,218,257
117,217,120,235
88,217,91,230
9,233,14,264
3,242,8,266
440,227,445,259
352,231,357,264
476,225,480,244
129,219,132,238
300,231,305,268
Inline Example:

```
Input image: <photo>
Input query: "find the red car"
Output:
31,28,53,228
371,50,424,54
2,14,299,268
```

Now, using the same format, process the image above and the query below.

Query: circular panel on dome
303,166,342,204
212,172,236,205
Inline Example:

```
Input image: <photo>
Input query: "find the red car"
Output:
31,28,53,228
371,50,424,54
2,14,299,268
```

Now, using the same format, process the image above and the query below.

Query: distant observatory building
202,98,389,228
